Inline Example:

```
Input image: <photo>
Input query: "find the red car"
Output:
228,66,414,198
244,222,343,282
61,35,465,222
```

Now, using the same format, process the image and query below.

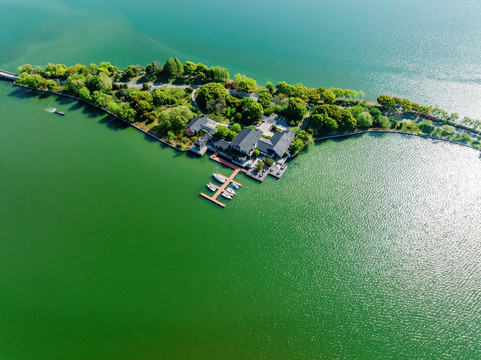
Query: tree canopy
234,74,257,92
196,82,227,111
285,97,307,124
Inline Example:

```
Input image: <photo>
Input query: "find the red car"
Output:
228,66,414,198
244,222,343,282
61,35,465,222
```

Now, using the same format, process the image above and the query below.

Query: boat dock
200,169,242,208
200,153,246,207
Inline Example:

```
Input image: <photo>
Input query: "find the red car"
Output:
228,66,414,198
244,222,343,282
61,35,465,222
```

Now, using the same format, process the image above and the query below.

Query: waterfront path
0,70,19,81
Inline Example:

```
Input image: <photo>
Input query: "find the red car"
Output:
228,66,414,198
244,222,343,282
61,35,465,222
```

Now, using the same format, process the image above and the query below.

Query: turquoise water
2,1,481,358
2,0,481,117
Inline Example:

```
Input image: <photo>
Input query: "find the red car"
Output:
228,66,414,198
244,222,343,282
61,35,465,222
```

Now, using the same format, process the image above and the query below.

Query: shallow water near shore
2,0,481,358
1,81,481,359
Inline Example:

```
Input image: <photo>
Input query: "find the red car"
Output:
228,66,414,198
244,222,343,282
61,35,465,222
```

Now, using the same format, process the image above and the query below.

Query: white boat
213,173,226,183
231,183,240,190
226,187,236,196
221,192,232,200
207,183,217,192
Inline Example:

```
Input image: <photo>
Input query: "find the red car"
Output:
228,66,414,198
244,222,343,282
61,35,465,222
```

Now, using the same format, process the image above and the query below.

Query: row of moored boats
207,173,239,200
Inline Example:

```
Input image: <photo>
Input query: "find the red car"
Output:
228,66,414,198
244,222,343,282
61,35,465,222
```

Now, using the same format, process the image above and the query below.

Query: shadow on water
7,87,39,99
98,116,129,131
55,95,76,106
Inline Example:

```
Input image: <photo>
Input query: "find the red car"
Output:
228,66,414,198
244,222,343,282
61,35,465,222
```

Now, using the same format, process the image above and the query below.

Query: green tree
265,81,273,92
213,126,230,138
232,123,242,133
117,103,136,123
358,90,365,99
163,58,179,80
174,57,183,74
377,94,395,109
253,149,260,157
86,72,112,93
377,115,390,129
402,98,412,113
290,138,304,153
122,65,138,80
234,74,257,92
392,97,403,109
248,102,264,121
183,61,196,75
145,62,161,81
369,107,382,120
320,88,335,104
156,108,195,134
419,120,435,134
286,97,307,123
258,92,273,109
256,161,265,170
343,89,352,99
78,87,92,102
17,64,33,74
46,80,57,91
349,105,364,118
310,104,343,130
196,82,227,110
339,109,357,130
152,89,174,106
441,125,455,136
357,112,373,128
276,81,295,96
67,74,86,94
330,87,344,99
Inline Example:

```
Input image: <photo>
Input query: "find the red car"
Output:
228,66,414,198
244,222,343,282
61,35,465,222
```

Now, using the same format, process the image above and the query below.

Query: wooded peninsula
12,59,481,164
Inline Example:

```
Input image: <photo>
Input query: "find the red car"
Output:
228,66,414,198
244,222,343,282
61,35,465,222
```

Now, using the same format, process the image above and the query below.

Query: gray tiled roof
186,116,217,133
256,130,295,157
231,129,263,153
212,138,231,151
271,130,295,157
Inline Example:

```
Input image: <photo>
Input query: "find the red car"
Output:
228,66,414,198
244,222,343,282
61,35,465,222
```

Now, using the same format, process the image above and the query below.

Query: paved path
0,70,19,81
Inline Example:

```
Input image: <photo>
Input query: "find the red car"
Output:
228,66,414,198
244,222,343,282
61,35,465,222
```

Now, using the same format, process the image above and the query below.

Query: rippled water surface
1,82,481,358
2,0,481,358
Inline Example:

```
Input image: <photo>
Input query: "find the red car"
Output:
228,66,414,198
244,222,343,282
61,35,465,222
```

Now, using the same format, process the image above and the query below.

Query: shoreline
4,81,480,160
11,82,188,153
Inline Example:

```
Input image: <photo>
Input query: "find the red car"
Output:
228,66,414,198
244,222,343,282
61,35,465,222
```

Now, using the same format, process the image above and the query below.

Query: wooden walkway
200,169,242,208
210,152,246,172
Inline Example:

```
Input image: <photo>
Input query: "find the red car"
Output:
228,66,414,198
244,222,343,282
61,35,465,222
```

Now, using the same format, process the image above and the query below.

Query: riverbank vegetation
14,59,481,152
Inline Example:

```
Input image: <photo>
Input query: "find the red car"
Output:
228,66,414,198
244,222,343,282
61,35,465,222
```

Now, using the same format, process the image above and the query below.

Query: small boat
231,183,240,190
207,183,216,192
54,109,64,116
221,192,232,200
226,187,236,196
213,173,226,183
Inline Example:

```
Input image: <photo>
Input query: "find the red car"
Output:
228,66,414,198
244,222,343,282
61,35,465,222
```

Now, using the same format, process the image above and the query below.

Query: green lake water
2,0,481,359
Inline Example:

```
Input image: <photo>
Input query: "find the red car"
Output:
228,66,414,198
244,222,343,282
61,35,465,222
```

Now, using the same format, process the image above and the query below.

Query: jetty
200,153,246,208
200,169,242,208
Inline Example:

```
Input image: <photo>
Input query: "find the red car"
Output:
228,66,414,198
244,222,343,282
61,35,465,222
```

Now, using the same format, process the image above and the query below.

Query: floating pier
200,153,246,208
200,168,242,208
